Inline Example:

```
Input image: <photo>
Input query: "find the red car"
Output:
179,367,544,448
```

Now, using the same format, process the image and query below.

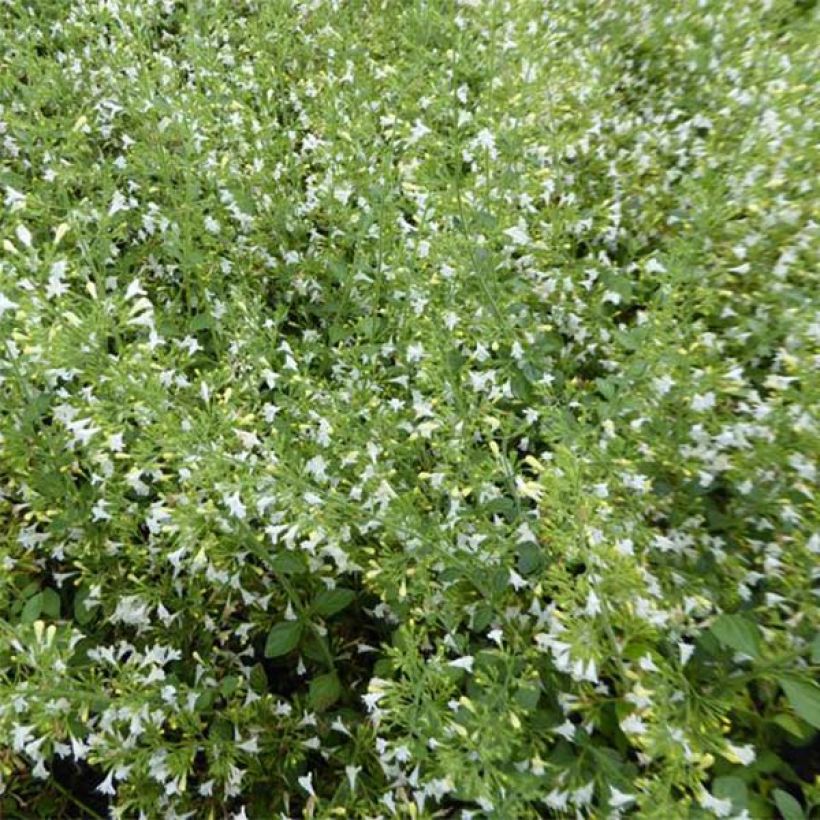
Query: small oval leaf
313,587,355,618
308,672,342,711
779,677,820,730
264,621,303,658
773,789,804,820
710,614,760,659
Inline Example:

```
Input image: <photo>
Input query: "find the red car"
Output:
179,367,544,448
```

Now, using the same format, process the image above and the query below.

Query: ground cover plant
0,0,819,817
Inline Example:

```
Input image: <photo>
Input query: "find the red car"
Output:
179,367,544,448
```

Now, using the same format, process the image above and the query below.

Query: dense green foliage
1,0,818,817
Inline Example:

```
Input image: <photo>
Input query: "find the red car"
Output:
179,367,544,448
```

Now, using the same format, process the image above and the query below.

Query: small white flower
678,642,695,666
0,292,18,317
609,786,636,807
124,279,145,300
406,343,425,363
15,224,32,248
699,791,733,817
448,655,474,673
408,119,431,144
503,225,530,245
298,771,316,797
620,713,647,735
487,628,503,646
108,189,129,217
725,742,756,766
345,764,361,794
97,769,116,796
691,392,716,412
225,491,246,520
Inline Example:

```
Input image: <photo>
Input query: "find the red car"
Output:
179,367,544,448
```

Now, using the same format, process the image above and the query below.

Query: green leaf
308,672,342,711
517,542,543,575
472,603,493,632
73,586,96,626
312,587,355,617
779,677,820,729
21,592,43,624
514,685,541,711
713,776,747,811
195,690,216,711
772,713,811,739
220,675,240,697
810,633,820,665
328,324,348,345
772,789,804,820
710,614,761,658
264,621,303,658
41,588,61,619
270,551,307,575
249,663,268,693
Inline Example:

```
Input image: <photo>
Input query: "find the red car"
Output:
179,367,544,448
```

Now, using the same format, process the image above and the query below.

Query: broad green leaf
710,614,761,659
249,663,268,693
308,672,341,711
713,776,747,811
472,604,493,632
810,633,820,665
21,592,43,624
517,542,543,575
514,685,540,711
772,713,810,739
195,690,215,711
773,790,804,820
220,675,240,697
264,621,303,658
74,586,96,626
41,588,61,618
779,678,820,729
312,587,355,618
270,551,307,575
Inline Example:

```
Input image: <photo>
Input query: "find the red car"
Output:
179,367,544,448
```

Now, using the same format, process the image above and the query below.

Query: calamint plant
0,0,818,817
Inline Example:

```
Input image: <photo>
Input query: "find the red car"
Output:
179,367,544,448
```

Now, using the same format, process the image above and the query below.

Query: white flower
0,292,18,317
298,771,316,797
609,786,636,807
487,628,503,646
225,491,246,520
620,713,647,735
503,225,530,245
333,185,352,205
572,782,594,806
448,655,474,673
406,343,425,363
108,189,129,217
97,769,116,796
544,789,570,810
124,279,145,300
699,791,733,817
585,589,601,617
15,224,32,248
345,764,361,794
691,392,716,412
408,119,431,144
725,742,756,766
